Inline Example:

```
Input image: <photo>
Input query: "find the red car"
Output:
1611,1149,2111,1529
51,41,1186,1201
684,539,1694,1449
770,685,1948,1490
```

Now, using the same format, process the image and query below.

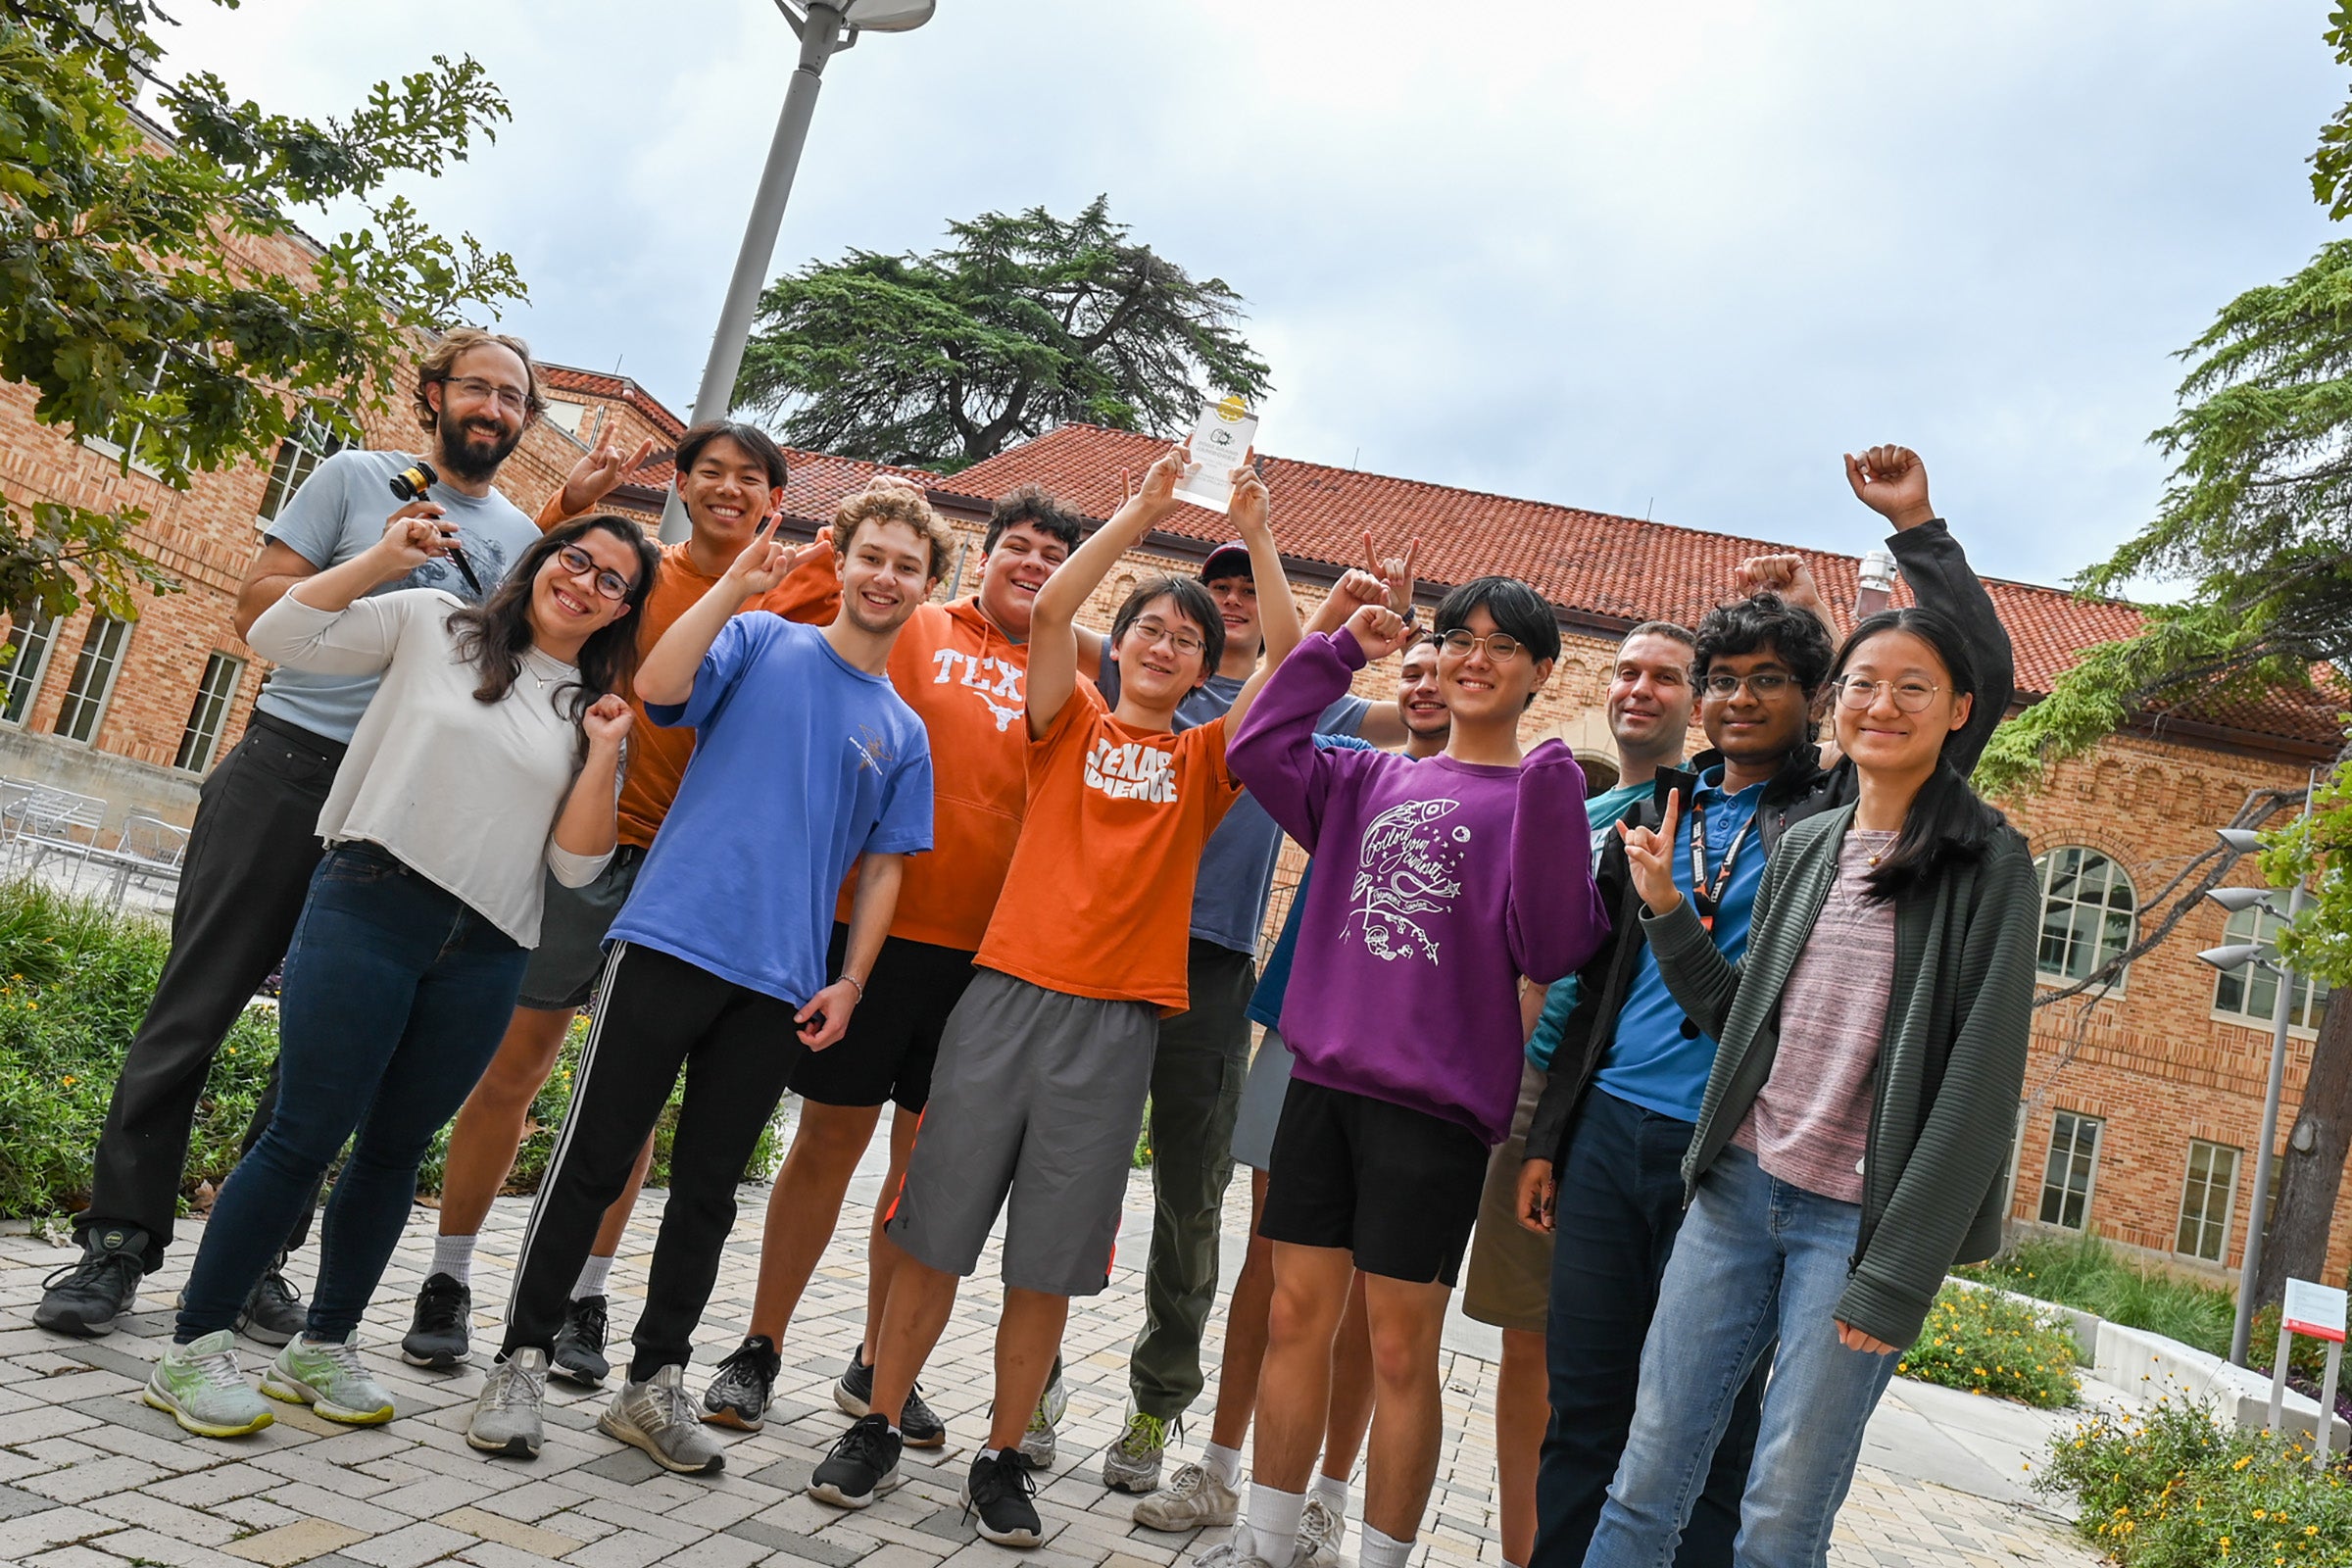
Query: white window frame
2038,1110,2103,1231
174,653,245,774
2175,1139,2240,1263
52,616,131,745
2210,906,2329,1039
0,612,62,726
2034,847,2138,993
78,349,182,480
255,411,358,527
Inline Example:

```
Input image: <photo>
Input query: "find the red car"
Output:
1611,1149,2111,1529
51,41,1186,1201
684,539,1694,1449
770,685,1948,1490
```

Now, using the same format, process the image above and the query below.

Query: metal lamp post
659,0,938,542
2200,839,2310,1368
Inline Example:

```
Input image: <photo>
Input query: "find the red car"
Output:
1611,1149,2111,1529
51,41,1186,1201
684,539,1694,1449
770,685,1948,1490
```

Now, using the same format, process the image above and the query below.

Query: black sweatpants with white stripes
500,941,808,1381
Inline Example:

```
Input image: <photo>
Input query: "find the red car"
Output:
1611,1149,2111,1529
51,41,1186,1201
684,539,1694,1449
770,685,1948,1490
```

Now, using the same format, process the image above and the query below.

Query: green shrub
0,880,783,1220
2037,1395,2352,1566
1899,1283,2082,1407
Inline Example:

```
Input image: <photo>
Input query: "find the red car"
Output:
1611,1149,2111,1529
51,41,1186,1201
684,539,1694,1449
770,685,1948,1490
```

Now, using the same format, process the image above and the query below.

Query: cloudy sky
157,0,2340,594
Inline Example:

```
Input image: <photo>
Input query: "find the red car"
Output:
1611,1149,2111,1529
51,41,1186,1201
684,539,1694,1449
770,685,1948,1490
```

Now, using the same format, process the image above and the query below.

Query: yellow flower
59,1074,74,1086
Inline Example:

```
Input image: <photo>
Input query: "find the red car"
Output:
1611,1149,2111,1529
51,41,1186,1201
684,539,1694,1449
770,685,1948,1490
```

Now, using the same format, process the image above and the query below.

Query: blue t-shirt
609,615,934,1004
1526,777,1660,1070
259,449,541,743
1591,768,1768,1122
1095,661,1369,956
1245,734,1378,1028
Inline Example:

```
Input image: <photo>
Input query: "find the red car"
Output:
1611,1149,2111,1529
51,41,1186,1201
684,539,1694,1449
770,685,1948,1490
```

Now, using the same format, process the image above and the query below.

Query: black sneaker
233,1253,306,1347
32,1227,147,1338
808,1412,904,1509
551,1295,610,1388
833,1348,947,1449
702,1336,780,1431
962,1447,1043,1547
401,1273,472,1369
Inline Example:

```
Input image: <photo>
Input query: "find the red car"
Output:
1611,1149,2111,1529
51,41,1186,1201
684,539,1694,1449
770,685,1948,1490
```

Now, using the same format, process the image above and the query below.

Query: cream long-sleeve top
245,587,612,948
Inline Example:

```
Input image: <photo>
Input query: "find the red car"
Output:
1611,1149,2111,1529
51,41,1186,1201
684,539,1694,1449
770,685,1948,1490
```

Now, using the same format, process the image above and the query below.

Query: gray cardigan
1639,803,2038,1348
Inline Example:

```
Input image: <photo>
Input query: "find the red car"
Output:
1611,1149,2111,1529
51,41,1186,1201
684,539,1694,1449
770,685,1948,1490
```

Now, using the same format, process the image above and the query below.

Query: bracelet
836,973,866,1003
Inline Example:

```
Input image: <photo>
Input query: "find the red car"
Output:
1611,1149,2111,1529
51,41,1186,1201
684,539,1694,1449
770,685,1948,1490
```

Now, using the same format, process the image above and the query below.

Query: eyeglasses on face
1130,618,1206,659
1700,671,1797,701
555,544,635,602
1438,629,1523,662
1832,675,1943,712
441,375,532,415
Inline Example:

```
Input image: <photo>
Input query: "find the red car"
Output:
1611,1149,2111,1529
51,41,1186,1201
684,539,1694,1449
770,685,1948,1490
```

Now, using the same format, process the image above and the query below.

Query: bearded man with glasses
1512,445,2016,1568
36,328,649,1343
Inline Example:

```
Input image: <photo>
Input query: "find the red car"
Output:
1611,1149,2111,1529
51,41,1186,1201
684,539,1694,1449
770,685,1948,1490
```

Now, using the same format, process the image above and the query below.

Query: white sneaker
1192,1531,1298,1568
1134,1461,1241,1530
1298,1496,1347,1568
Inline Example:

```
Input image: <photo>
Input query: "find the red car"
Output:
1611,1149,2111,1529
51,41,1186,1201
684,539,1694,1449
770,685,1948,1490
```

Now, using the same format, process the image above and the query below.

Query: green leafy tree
0,0,522,623
1980,10,2352,1300
733,197,1272,471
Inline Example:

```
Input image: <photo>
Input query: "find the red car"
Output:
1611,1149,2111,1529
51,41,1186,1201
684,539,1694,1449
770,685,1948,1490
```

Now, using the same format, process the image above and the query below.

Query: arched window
2212,906,2331,1033
2034,847,2136,987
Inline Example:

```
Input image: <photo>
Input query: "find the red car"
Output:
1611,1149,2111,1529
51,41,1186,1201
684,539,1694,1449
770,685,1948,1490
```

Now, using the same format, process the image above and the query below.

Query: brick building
2,333,2345,1290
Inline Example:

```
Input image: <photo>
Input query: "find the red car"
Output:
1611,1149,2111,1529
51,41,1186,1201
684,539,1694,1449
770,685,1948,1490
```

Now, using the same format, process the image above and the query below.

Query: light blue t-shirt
1095,661,1369,956
1591,768,1769,1122
609,615,934,1005
1526,776,1660,1070
258,449,540,744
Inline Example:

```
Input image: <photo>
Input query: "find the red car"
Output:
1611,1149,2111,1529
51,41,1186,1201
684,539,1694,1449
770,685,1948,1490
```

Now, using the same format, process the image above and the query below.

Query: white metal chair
95,812,189,907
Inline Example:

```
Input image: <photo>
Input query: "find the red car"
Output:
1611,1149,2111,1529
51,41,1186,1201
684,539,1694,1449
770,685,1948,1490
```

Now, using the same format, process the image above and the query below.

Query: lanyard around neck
1687,791,1756,934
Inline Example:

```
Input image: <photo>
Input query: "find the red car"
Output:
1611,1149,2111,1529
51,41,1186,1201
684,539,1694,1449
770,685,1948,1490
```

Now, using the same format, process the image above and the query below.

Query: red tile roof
937,423,2342,753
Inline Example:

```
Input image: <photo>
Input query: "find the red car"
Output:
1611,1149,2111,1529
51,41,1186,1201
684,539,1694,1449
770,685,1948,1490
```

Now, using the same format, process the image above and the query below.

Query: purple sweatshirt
1229,630,1611,1145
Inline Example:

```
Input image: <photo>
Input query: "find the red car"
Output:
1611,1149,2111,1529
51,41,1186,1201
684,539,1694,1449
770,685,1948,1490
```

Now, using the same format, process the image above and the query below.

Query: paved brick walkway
0,1116,2101,1568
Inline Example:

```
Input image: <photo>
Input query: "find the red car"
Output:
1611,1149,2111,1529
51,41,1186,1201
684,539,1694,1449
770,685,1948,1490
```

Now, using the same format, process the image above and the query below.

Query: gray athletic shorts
515,847,644,1011
1230,1025,1295,1171
883,967,1156,1297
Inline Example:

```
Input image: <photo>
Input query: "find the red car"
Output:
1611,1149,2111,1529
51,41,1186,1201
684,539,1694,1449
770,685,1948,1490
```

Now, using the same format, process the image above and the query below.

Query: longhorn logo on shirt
1348,797,1465,965
1084,737,1180,803
932,648,1025,733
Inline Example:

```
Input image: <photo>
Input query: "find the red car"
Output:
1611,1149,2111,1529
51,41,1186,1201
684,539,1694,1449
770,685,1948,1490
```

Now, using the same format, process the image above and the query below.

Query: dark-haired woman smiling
1582,607,2037,1568
144,512,657,1441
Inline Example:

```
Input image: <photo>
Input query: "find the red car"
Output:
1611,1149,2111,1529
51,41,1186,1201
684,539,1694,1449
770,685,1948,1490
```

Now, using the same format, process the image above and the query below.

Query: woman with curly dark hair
145,513,657,1442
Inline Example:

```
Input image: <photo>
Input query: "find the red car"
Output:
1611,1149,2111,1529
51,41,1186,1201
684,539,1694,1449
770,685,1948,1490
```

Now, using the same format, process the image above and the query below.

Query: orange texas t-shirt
833,595,1034,953
974,684,1243,1015
614,542,838,850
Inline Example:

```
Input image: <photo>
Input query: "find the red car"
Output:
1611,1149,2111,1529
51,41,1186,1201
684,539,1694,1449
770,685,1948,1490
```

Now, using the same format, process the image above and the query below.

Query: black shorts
788,924,977,1111
1259,1077,1491,1286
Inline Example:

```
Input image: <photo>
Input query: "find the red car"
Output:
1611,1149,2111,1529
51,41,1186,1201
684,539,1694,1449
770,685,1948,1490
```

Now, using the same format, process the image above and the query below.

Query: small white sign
2284,1277,2348,1344
1175,397,1258,514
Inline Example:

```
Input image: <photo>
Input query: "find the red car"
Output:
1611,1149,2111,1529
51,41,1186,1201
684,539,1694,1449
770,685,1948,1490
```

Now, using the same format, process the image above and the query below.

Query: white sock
430,1233,476,1286
1309,1470,1349,1514
1360,1524,1413,1568
1246,1484,1306,1561
571,1253,613,1299
1202,1441,1244,1489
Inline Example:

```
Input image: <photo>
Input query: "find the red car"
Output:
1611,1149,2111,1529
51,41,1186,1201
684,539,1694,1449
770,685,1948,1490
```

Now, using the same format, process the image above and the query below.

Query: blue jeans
1533,1090,1759,1568
175,844,525,1345
1583,1146,1900,1568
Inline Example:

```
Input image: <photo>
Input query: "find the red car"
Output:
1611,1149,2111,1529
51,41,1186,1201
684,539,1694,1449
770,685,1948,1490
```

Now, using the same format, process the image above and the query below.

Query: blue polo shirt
1591,768,1769,1123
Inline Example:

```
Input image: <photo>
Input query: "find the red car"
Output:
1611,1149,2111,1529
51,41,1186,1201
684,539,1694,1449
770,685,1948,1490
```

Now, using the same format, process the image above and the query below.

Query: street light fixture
658,0,939,542
2198,855,2307,1368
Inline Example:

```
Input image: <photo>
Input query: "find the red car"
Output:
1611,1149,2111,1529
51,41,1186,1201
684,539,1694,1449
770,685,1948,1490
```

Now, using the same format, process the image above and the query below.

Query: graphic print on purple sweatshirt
1228,629,1611,1145
1351,798,1467,964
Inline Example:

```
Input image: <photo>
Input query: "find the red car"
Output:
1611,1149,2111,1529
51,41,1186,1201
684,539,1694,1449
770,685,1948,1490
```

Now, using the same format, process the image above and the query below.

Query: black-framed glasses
1439,629,1523,662
1131,617,1206,659
1700,671,1797,700
1833,675,1942,712
556,544,634,602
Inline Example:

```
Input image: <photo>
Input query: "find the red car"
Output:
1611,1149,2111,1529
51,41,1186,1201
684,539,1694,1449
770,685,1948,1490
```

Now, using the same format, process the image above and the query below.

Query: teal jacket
1640,803,2038,1348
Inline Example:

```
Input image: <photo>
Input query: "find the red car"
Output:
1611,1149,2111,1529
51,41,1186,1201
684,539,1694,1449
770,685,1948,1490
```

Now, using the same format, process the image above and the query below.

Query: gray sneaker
143,1330,272,1438
1134,1461,1240,1531
467,1348,548,1458
601,1364,725,1475
1102,1406,1174,1494
1017,1354,1068,1470
1297,1496,1346,1568
1191,1536,1294,1568
262,1337,395,1425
